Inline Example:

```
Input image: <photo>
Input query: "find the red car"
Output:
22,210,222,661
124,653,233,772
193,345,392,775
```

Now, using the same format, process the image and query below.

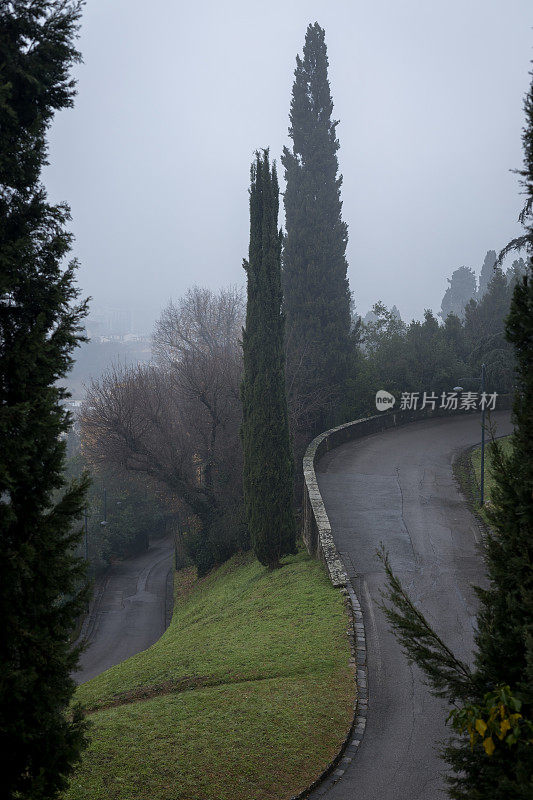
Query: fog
44,0,532,333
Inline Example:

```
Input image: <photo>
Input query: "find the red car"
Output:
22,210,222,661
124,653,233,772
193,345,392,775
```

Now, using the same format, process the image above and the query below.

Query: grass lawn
470,434,513,508
65,549,355,800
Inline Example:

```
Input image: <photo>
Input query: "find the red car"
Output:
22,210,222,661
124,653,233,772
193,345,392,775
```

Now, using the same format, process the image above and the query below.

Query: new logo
375,390,396,411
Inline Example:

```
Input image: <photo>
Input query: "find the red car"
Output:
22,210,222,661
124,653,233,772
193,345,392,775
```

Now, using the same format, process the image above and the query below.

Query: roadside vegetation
65,550,355,800
453,434,513,526
65,451,177,579
470,435,513,509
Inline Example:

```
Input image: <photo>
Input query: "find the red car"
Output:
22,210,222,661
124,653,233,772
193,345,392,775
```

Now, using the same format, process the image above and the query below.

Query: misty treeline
354,252,526,410
80,22,524,577
439,252,526,320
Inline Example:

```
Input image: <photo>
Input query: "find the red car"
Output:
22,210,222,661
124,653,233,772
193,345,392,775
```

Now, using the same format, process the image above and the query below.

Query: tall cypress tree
241,151,296,569
282,22,354,431
0,3,89,797
472,61,533,735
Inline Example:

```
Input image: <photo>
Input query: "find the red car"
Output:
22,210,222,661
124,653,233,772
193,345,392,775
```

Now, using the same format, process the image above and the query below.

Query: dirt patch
84,675,216,715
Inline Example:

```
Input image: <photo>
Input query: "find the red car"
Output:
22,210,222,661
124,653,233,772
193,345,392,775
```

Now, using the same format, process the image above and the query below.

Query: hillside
66,550,355,800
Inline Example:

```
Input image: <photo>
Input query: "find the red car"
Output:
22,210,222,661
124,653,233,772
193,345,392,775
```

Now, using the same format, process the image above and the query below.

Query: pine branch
495,234,529,267
377,545,475,701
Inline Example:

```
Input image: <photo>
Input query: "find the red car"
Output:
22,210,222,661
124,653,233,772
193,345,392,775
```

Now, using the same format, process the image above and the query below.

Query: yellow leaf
483,737,496,756
475,718,488,736
500,719,511,736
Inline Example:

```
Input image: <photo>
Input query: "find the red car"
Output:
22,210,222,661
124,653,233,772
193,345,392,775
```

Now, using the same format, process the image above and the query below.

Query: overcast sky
44,0,532,333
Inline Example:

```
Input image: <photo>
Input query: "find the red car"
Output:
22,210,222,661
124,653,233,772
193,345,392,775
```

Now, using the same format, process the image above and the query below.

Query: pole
103,488,107,523
84,507,88,560
83,506,90,612
480,363,486,506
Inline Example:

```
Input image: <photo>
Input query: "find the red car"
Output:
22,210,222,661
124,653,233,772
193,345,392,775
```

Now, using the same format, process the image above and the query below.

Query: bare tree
82,287,246,571
152,285,244,367
152,286,244,492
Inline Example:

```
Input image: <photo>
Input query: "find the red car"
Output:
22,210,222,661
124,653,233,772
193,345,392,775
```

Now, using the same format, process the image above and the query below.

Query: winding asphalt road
310,411,512,800
75,534,174,684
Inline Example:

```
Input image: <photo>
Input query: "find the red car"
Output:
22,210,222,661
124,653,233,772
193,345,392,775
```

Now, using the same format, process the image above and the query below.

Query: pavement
309,410,512,800
74,533,174,685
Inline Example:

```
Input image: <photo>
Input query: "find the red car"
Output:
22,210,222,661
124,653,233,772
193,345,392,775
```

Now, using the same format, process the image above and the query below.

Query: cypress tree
477,249,498,299
282,22,354,431
0,3,89,797
241,151,296,569
379,69,533,799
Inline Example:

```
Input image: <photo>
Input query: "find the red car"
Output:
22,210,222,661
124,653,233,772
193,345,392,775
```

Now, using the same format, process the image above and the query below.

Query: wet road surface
75,534,173,684
309,411,512,800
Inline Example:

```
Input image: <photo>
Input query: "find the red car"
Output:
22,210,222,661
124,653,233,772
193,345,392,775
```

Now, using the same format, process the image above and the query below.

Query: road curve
74,534,174,685
309,411,512,800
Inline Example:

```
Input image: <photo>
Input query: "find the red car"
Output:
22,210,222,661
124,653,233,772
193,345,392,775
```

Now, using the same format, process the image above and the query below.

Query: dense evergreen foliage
241,151,296,569
0,2,89,797
282,22,354,432
380,70,533,799
354,259,521,415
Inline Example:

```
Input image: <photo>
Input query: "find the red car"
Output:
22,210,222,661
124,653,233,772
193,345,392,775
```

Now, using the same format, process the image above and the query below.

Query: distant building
85,307,135,340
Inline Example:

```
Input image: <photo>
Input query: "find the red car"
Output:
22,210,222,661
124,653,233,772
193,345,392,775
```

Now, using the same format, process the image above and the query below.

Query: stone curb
292,416,374,798
289,578,368,800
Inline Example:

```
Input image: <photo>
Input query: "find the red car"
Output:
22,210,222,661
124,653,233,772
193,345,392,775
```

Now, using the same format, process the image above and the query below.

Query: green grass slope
66,550,355,800
470,435,512,508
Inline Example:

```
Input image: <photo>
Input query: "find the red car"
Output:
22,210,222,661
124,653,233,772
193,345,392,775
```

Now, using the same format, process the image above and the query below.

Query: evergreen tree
469,56,533,758
380,69,533,799
465,268,515,392
240,151,296,569
390,304,402,321
439,265,477,320
478,249,497,299
0,3,89,797
282,22,354,431
443,312,469,364
506,257,527,295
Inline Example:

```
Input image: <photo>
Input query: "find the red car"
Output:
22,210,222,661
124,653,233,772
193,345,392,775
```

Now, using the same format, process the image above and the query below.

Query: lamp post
100,488,108,528
83,507,89,560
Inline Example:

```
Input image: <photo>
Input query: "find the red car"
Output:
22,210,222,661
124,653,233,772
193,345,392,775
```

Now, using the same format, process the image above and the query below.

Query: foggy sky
44,0,532,333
